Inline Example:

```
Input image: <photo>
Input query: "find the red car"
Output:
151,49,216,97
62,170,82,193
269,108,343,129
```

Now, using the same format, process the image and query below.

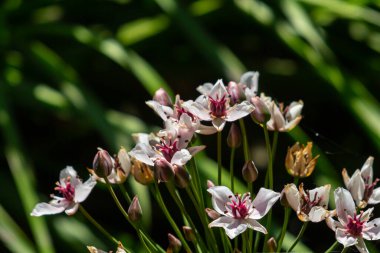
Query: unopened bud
128,195,142,222
205,208,220,220
242,160,258,183
183,226,196,242
227,123,242,148
250,96,271,124
93,148,114,178
167,233,182,253
153,88,172,106
267,237,277,252
154,158,174,183
174,165,191,188
131,160,154,185
207,180,215,188
227,81,244,105
285,142,319,178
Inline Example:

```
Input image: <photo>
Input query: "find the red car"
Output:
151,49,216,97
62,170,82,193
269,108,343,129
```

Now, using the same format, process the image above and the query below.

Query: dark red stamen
156,139,179,162
54,177,75,201
346,212,365,237
227,193,251,219
301,190,321,214
363,177,379,202
209,95,227,118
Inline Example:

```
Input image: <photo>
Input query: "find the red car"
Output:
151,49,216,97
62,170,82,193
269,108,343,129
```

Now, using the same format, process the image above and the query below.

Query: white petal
129,144,155,166
283,184,301,212
336,228,357,248
225,101,254,122
223,220,247,240
197,82,214,95
360,156,374,184
267,102,285,131
368,187,380,204
207,186,234,215
208,216,234,228
145,100,174,121
65,203,79,216
342,168,351,189
240,71,259,91
209,80,227,100
285,101,303,122
348,169,365,205
59,166,78,186
187,102,212,121
196,124,218,135
326,216,344,232
250,188,280,219
171,149,192,166
360,208,373,222
308,206,328,223
31,200,70,216
309,184,331,209
74,176,97,203
354,238,369,253
212,118,226,132
363,218,380,240
335,188,355,225
245,218,267,234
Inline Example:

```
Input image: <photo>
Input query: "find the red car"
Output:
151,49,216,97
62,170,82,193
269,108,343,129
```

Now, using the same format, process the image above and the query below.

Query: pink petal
283,184,301,213
74,176,97,203
354,238,369,253
360,156,374,185
368,188,380,204
308,184,331,209
65,203,79,216
245,218,267,234
209,80,227,100
308,206,328,223
187,102,212,121
336,228,357,248
146,100,174,121
363,218,380,240
334,188,355,225
348,169,365,205
207,186,234,215
250,188,280,219
31,199,70,216
171,149,192,166
225,101,254,122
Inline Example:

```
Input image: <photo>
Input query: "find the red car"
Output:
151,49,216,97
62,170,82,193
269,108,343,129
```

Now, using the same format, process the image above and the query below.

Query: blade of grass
0,205,36,253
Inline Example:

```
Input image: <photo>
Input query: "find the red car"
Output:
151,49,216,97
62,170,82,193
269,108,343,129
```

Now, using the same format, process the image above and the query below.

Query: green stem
287,222,309,252
324,241,339,253
79,205,120,246
118,183,132,204
239,118,249,161
230,147,236,192
276,207,290,252
262,210,273,252
253,231,261,253
263,126,273,189
152,182,192,252
217,131,222,185
341,246,348,253
189,156,203,206
242,232,247,253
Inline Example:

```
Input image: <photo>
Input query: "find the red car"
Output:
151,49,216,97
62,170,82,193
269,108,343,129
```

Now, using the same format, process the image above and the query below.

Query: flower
186,80,254,131
283,183,330,222
342,156,379,208
31,166,96,216
326,188,380,253
87,244,126,253
285,142,319,178
265,96,303,132
207,186,280,239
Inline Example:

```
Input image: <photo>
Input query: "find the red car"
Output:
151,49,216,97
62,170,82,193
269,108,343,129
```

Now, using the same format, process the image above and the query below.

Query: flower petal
354,238,369,253
209,80,227,100
171,149,192,166
250,188,280,219
326,216,344,232
187,102,212,121
347,169,365,205
308,206,328,223
212,118,226,132
225,101,254,122
224,220,247,239
283,184,301,212
65,202,79,216
31,200,70,216
336,228,357,248
335,188,355,225
196,124,218,135
360,208,373,222
74,176,97,203
368,187,380,204
342,168,351,189
146,100,174,121
363,218,380,240
309,184,331,209
207,186,234,215
197,82,214,95
360,156,374,185
59,166,78,186
245,218,267,234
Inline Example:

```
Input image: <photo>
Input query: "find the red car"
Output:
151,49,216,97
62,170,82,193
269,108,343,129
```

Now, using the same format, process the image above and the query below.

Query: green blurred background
0,0,379,252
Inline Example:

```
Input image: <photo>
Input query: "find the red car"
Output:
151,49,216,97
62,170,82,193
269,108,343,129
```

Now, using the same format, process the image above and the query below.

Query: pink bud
153,88,172,106
205,208,220,220
93,148,114,178
227,81,244,105
207,180,215,188
227,123,242,148
182,226,196,242
242,160,259,183
167,233,182,253
173,165,191,188
251,96,270,124
154,158,174,183
128,195,142,222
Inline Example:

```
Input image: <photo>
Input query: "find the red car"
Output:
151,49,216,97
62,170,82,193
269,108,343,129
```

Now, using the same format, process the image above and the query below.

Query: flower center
175,106,195,121
209,95,227,118
346,212,365,237
54,177,75,201
301,190,321,214
363,177,379,202
157,139,179,162
226,193,252,219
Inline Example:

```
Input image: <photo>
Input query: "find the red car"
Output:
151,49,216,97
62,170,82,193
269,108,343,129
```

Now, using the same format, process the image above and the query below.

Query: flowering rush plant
31,72,379,253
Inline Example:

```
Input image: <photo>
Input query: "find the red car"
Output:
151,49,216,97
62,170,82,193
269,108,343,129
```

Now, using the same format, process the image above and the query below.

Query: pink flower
207,186,280,239
326,188,380,253
31,167,96,216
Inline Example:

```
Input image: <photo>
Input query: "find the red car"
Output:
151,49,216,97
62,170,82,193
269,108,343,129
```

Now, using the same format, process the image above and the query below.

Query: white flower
283,183,330,222
207,186,280,239
186,80,254,131
31,166,96,216
266,98,303,132
326,188,380,253
342,156,379,208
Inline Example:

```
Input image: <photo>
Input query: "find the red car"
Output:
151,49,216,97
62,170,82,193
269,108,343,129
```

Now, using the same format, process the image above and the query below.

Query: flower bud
242,160,258,183
153,88,172,106
267,237,277,252
183,226,196,242
250,96,271,124
227,123,242,148
173,165,191,188
154,158,174,183
205,208,220,220
167,233,182,253
131,160,154,185
128,195,142,222
285,142,319,178
207,180,215,188
227,81,244,105
93,148,114,178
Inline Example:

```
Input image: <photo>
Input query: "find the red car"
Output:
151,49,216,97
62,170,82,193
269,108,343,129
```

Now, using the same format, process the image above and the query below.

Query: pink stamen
301,190,322,214
346,211,365,237
226,193,251,219
54,177,75,201
209,95,227,118
175,106,195,121
156,139,179,162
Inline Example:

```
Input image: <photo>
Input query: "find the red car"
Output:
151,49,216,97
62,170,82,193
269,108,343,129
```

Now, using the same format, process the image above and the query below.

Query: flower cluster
30,71,378,253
